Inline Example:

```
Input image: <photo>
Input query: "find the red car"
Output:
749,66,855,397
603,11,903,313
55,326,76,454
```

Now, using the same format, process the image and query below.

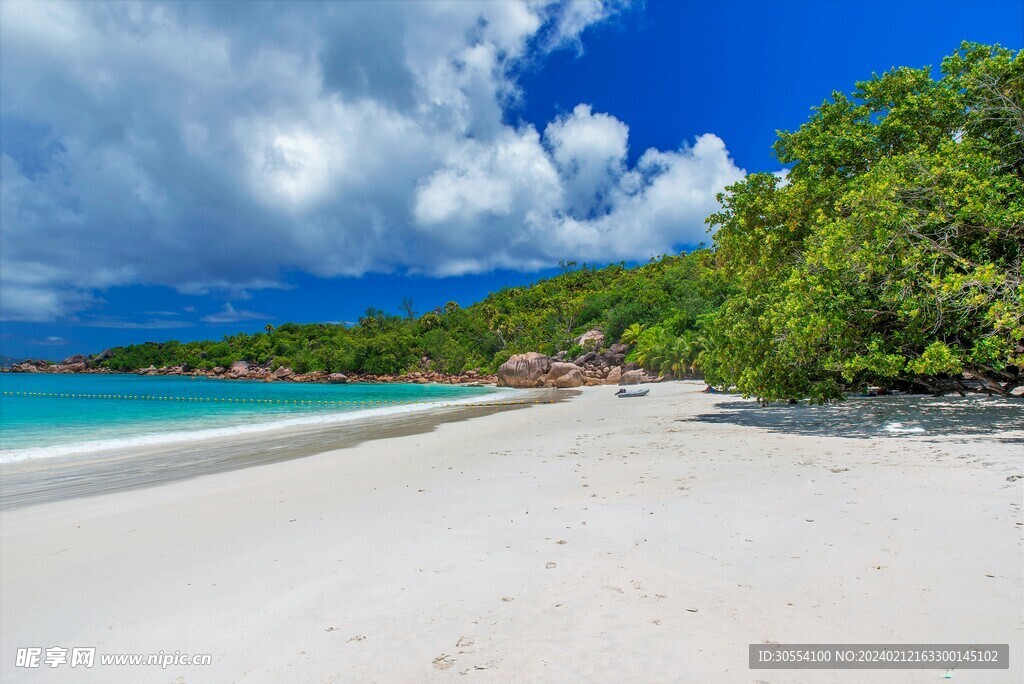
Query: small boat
615,387,649,398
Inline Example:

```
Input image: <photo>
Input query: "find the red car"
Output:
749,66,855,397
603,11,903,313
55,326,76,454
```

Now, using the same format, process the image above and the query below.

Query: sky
1,0,1020,359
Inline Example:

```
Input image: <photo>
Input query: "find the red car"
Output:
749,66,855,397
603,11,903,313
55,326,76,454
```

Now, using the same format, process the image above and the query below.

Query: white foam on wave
0,388,525,464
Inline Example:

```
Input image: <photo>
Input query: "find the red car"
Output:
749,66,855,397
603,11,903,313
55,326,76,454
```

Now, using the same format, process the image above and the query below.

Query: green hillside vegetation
101,251,730,377
98,43,1021,400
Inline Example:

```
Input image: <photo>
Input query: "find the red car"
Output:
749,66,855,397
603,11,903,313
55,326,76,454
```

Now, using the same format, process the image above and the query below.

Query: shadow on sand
686,395,1023,441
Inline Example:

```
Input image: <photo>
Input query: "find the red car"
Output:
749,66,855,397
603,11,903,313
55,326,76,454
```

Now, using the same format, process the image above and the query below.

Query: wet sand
0,389,561,509
0,383,1020,682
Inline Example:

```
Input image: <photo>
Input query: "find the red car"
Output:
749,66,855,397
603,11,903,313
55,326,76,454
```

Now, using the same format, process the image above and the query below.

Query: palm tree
676,329,704,377
635,328,671,371
637,329,705,378
621,323,647,346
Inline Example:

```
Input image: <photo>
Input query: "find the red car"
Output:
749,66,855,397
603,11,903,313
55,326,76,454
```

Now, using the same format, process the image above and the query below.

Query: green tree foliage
99,253,728,377
702,42,1023,400
620,323,647,345
631,327,704,378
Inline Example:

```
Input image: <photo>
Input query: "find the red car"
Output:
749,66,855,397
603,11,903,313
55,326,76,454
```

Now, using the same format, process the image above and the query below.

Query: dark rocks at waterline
0,355,496,385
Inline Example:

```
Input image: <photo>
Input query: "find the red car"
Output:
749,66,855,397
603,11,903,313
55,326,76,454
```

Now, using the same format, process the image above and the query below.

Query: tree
620,323,647,346
703,42,1022,401
399,296,417,320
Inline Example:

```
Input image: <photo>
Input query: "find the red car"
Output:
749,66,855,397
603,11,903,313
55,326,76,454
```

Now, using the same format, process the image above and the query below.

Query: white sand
1,382,1021,683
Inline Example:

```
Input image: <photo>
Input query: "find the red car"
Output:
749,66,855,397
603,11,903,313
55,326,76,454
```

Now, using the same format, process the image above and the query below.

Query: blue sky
1,0,1020,359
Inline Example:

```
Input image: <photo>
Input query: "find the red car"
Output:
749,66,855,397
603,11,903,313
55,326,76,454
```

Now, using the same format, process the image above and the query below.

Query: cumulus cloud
0,0,745,321
544,104,629,218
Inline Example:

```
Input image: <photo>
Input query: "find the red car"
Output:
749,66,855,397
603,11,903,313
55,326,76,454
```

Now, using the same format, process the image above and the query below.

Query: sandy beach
1,382,1021,683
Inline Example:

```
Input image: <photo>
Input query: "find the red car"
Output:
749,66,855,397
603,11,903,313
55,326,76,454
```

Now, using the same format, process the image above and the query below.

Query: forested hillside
100,251,729,378
96,43,1022,399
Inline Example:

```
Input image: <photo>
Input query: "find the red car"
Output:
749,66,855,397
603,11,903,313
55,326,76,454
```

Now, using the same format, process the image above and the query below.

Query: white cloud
544,104,629,218
28,335,69,346
0,0,747,321
200,303,269,324
414,126,562,228
411,122,744,274
81,316,194,330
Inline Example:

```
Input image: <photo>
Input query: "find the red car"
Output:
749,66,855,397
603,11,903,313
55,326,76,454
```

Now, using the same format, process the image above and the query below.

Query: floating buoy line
0,390,549,408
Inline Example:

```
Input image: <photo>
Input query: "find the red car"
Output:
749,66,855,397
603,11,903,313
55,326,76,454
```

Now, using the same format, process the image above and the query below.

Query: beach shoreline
1,382,1021,682
0,387,560,509
0,374,520,461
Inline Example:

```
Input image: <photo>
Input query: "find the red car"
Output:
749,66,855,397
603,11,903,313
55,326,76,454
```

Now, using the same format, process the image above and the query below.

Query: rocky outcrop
604,343,628,367
576,329,605,350
497,352,551,388
554,370,584,388
0,356,496,385
561,340,633,386
619,369,647,385
606,366,622,384
543,362,585,388
493,341,635,388
572,351,596,366
5,357,116,374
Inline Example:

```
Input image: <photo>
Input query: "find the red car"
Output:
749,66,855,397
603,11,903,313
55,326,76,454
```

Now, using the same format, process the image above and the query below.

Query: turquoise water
0,373,499,460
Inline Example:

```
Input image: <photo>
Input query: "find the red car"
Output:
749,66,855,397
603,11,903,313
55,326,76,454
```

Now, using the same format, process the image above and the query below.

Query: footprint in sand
433,654,455,670
456,636,475,650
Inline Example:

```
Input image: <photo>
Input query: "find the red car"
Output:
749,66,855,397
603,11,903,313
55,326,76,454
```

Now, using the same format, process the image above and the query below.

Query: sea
0,373,502,462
